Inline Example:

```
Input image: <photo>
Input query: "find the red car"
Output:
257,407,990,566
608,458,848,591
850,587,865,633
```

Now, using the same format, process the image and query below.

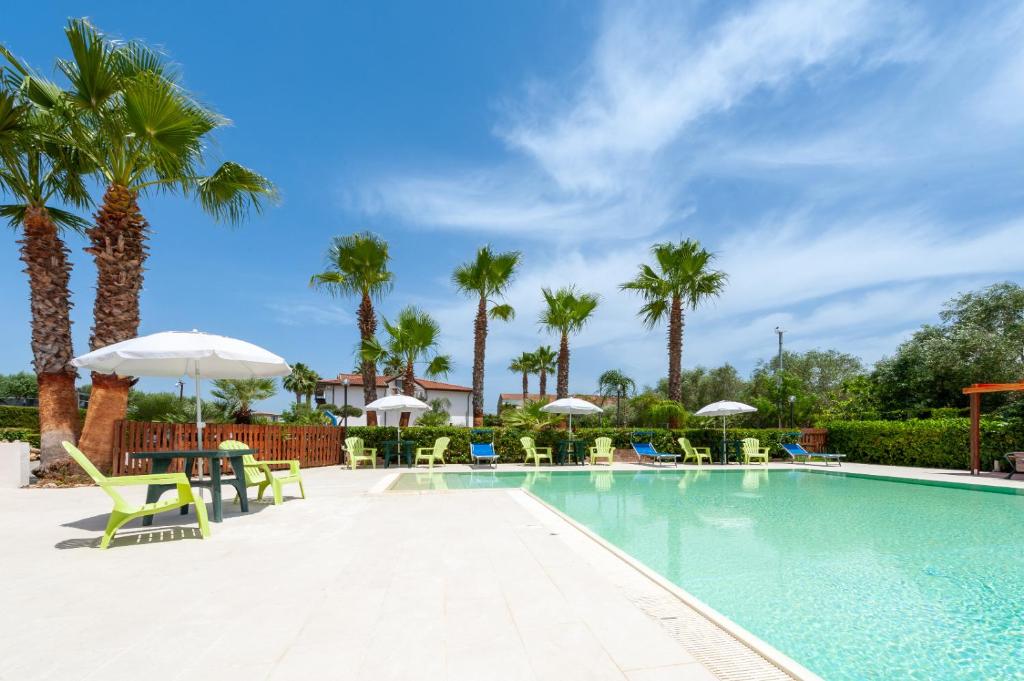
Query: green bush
822,418,1024,470
0,406,41,429
0,427,40,448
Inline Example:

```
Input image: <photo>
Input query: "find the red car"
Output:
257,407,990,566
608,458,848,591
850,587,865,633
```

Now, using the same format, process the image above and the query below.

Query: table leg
142,458,173,527
230,455,249,514
209,457,223,523
180,457,194,516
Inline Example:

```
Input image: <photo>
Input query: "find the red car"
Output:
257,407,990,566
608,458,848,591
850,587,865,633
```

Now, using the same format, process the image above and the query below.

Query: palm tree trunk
294,391,301,404
19,206,79,469
399,361,415,427
78,184,148,472
471,296,487,426
667,294,683,428
521,370,528,403
557,332,570,399
539,369,547,400
358,291,379,426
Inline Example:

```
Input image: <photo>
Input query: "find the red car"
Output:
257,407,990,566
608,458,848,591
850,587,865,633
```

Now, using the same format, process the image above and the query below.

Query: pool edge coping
513,487,823,681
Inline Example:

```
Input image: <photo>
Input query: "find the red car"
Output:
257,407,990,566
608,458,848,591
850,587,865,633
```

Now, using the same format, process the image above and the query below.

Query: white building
316,372,473,426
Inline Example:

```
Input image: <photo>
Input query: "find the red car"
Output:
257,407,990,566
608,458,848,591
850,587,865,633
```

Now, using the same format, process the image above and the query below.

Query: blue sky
3,0,1023,414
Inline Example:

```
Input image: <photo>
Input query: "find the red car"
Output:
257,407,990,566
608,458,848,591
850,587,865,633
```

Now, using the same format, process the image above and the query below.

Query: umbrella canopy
72,330,290,490
540,397,603,437
695,400,758,465
365,394,429,443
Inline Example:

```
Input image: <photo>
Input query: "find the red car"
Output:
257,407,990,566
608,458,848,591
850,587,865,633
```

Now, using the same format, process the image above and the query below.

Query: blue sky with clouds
3,0,1023,414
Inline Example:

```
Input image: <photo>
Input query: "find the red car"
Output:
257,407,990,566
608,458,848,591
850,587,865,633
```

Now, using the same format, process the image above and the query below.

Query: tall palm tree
282,362,319,406
30,20,276,469
538,287,599,399
508,352,534,404
361,306,452,426
210,378,277,424
532,345,557,400
0,59,91,469
311,232,392,425
597,369,636,426
452,246,520,425
620,240,727,417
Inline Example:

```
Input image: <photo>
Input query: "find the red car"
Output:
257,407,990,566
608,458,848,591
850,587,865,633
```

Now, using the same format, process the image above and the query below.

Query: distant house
496,392,618,414
252,411,283,423
317,372,473,426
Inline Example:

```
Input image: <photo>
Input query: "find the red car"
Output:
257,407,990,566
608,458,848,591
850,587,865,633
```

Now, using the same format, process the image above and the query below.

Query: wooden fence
111,421,345,475
799,428,828,452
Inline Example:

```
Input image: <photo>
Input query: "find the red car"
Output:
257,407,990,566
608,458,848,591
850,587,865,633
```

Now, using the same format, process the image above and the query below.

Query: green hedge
0,427,40,448
823,418,1024,470
0,406,41,429
345,426,801,464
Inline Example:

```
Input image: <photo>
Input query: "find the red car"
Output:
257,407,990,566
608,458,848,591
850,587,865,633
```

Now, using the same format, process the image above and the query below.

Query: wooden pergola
962,381,1024,475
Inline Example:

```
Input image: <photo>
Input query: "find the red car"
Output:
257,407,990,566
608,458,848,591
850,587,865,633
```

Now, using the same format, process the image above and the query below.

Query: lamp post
774,326,785,428
788,394,796,428
342,378,350,428
175,379,185,401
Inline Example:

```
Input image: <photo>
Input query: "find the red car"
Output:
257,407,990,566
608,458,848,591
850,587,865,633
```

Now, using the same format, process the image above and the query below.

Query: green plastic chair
741,438,770,465
678,437,712,466
61,441,210,549
345,436,377,470
220,440,305,505
588,437,614,466
520,436,553,466
415,437,450,468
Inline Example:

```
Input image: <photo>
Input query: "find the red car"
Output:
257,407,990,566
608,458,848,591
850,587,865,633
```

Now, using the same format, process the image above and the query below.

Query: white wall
320,383,473,427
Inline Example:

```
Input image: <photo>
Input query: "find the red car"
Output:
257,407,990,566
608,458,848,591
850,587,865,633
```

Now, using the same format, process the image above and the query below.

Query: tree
281,402,330,425
531,345,557,400
33,20,276,469
500,399,559,430
508,352,534,403
597,369,635,425
0,57,91,468
209,378,276,424
620,240,727,417
452,246,520,425
310,232,392,425
0,372,38,400
126,390,180,421
626,391,688,429
416,398,451,427
539,286,599,399
282,362,319,405
361,306,452,426
677,364,747,412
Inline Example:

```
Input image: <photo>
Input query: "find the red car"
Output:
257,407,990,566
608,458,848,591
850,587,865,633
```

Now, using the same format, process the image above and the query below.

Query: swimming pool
392,469,1024,680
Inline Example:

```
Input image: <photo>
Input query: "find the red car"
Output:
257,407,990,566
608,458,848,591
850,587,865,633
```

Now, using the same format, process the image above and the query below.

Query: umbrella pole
195,365,205,501
722,415,727,465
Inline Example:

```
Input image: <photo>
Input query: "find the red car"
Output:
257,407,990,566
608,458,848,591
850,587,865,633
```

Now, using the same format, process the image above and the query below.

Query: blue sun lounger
631,432,679,466
781,443,845,466
470,430,499,467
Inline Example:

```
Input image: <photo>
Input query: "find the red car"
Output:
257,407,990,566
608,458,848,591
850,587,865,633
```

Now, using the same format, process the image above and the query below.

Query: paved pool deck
2,461,1020,681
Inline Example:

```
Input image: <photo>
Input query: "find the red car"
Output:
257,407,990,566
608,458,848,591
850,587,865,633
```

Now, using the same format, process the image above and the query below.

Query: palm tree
620,240,727,417
597,369,636,426
500,399,560,430
532,345,557,400
539,287,599,399
310,232,393,425
282,362,319,406
452,246,520,425
508,352,535,404
361,306,452,426
0,58,91,469
210,378,277,424
31,20,277,469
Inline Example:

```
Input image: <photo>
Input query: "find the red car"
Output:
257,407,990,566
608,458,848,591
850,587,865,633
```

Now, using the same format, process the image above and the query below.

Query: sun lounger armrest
252,459,301,474
693,446,711,455
103,473,191,487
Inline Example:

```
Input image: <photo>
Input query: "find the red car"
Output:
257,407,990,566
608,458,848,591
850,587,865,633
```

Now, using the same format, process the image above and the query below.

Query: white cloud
266,301,351,327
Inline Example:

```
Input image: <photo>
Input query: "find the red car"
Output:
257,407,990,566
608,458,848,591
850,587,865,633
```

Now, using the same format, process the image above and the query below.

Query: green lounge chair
415,436,450,468
61,441,210,549
520,436,553,466
589,437,614,466
345,436,377,469
220,440,305,506
678,437,712,466
741,438,770,465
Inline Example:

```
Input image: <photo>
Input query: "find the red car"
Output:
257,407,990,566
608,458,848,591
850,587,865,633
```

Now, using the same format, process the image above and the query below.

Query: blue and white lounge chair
781,443,845,466
470,429,499,467
631,432,679,466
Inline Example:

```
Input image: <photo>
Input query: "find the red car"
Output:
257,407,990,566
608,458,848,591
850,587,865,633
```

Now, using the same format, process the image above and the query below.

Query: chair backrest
631,430,654,444
741,438,761,454
471,428,494,444
520,436,535,450
219,440,261,484
677,437,695,456
344,437,364,456
780,443,806,456
433,436,451,455
593,436,612,452
633,442,657,456
62,441,130,509
471,442,496,456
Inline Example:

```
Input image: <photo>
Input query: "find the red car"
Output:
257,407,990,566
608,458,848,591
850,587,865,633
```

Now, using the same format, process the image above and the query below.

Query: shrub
0,427,40,448
0,406,41,429
822,418,1024,470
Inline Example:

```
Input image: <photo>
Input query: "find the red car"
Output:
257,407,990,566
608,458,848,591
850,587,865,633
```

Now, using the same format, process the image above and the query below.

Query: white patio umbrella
71,330,291,488
364,393,429,445
694,400,757,464
540,397,603,438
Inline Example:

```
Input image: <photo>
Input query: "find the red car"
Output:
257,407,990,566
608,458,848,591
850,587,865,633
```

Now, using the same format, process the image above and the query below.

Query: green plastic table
129,449,255,523
719,439,743,465
556,440,586,466
380,440,416,468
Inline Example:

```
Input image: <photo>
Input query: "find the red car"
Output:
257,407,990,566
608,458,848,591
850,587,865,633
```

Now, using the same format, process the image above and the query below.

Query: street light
342,378,350,428
774,327,785,428
788,394,796,428
175,379,185,401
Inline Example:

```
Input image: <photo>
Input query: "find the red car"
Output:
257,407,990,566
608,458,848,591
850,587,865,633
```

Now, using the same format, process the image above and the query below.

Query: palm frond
195,161,277,224
425,354,452,378
59,18,122,112
489,303,515,322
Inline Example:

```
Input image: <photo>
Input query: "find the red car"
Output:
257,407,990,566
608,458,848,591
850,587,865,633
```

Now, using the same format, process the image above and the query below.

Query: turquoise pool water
393,469,1024,680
